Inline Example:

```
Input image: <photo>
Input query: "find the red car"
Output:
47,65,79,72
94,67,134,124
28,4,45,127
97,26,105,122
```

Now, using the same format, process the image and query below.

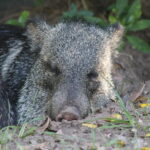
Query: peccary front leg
17,61,52,125
17,84,49,125
91,90,115,113
88,75,115,113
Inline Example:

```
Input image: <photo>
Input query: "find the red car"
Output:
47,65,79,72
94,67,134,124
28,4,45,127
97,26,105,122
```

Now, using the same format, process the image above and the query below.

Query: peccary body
0,79,15,127
0,19,123,127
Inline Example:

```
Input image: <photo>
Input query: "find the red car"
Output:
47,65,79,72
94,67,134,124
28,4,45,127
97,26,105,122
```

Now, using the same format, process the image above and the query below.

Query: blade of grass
18,123,27,138
98,124,131,130
114,90,136,126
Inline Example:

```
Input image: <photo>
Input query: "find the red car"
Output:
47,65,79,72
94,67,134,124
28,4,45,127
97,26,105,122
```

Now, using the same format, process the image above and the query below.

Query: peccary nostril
56,106,80,121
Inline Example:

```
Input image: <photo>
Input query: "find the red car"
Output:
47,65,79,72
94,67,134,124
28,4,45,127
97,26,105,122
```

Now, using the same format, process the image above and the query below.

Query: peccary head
22,19,123,122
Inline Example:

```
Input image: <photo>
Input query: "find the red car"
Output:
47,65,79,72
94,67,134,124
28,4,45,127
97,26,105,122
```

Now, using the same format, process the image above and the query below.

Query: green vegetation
62,0,150,53
62,3,107,26
0,125,36,145
108,0,150,53
34,0,44,6
6,10,30,27
0,126,18,144
5,0,150,53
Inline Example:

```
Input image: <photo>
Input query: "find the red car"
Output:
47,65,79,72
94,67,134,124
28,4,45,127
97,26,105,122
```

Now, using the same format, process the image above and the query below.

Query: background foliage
5,0,150,53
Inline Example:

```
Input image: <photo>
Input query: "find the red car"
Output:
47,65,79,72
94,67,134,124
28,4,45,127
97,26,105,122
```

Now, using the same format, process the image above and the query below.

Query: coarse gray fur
0,19,124,126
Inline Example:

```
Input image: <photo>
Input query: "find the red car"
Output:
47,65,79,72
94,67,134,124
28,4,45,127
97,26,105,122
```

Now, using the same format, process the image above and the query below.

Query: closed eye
42,60,61,76
50,65,61,75
87,71,98,79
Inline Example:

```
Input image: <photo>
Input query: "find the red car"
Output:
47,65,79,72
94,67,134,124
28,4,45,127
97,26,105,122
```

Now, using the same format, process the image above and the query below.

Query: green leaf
18,11,30,26
104,118,130,124
69,3,77,15
126,0,142,24
62,3,77,18
84,16,107,26
78,10,93,17
107,4,116,11
126,35,150,53
116,0,128,16
6,19,21,26
5,11,30,27
108,15,117,24
34,0,44,6
127,19,150,31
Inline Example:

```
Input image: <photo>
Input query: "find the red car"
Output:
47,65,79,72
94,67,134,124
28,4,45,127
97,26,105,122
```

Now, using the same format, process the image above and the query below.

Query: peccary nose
56,106,80,121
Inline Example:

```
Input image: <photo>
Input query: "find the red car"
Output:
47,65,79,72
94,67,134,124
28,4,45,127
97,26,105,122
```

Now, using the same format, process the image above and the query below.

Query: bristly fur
0,18,124,126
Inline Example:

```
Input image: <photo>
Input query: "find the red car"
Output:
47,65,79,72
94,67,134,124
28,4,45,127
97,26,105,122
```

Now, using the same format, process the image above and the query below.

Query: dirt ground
0,1,150,150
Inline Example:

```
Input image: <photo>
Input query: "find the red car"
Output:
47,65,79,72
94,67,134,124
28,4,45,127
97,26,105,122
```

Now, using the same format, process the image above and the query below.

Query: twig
81,0,88,10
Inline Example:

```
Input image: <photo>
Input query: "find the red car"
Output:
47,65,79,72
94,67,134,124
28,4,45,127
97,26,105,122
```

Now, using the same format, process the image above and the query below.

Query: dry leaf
38,116,51,133
82,123,97,128
141,147,150,150
111,113,123,120
57,129,63,134
139,103,150,108
133,96,148,104
130,83,145,102
145,133,150,137
117,140,126,147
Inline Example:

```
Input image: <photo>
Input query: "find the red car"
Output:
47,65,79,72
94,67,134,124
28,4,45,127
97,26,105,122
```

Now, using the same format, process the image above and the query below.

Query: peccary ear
26,17,49,48
106,23,124,50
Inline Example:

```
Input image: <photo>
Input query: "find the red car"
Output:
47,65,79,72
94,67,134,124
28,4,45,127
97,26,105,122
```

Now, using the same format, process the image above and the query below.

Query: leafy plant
108,0,150,52
34,0,45,6
62,3,107,27
62,0,150,53
6,11,30,27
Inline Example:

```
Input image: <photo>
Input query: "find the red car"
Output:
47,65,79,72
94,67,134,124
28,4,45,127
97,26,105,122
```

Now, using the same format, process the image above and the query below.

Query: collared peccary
0,19,123,127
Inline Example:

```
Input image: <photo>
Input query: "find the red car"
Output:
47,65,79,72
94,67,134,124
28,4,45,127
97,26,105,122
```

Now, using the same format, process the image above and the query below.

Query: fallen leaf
141,147,150,150
139,103,150,108
82,123,97,128
38,116,51,133
57,129,63,134
133,96,148,103
130,83,145,102
145,133,150,137
111,113,123,120
113,63,125,71
117,140,126,147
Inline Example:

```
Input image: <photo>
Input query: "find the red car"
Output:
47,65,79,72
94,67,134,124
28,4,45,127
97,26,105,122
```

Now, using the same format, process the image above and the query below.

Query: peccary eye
87,71,98,79
43,61,61,75
50,65,61,76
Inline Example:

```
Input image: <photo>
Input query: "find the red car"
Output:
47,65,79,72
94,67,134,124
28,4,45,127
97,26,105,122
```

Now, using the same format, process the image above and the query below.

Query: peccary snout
56,106,80,121
49,79,90,121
